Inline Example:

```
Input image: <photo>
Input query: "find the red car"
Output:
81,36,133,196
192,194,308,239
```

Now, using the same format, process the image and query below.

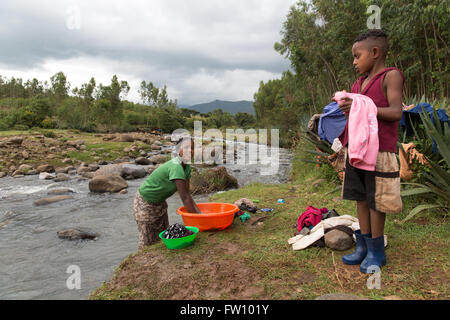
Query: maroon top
338,67,405,153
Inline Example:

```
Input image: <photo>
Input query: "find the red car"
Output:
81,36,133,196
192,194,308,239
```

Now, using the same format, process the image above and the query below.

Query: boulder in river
89,174,128,193
34,195,74,206
39,172,56,180
149,154,168,164
57,228,98,241
94,164,123,177
121,164,147,179
135,157,151,165
47,188,75,195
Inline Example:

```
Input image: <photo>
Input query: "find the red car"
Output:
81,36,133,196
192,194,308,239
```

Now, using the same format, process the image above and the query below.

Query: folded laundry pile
162,223,194,239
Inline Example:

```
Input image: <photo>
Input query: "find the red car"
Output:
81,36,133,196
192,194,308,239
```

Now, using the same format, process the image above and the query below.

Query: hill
183,100,255,115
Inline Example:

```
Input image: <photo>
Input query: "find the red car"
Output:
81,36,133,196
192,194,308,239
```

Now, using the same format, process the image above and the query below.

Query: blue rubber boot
360,235,386,273
342,230,371,265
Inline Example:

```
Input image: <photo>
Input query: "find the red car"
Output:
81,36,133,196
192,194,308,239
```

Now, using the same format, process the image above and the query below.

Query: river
0,138,292,300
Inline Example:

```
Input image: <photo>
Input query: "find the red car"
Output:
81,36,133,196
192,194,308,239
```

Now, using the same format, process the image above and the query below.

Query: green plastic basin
159,226,199,249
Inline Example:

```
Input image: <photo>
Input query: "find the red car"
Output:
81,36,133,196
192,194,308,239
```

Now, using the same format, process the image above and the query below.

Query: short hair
354,29,390,58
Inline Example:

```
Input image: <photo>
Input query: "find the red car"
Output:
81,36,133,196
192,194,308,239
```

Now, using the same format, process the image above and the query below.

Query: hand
337,96,353,114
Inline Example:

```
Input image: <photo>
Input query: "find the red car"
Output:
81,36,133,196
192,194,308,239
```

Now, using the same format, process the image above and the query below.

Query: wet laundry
162,223,193,239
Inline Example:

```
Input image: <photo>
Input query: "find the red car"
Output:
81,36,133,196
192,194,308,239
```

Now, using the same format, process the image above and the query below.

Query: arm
378,70,404,122
174,179,201,213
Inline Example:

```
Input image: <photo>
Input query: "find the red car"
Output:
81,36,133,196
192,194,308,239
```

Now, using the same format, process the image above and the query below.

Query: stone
324,229,353,251
88,174,128,193
37,164,54,173
81,172,95,179
34,195,73,206
67,139,85,147
94,163,123,177
25,170,38,175
55,167,70,174
57,228,98,241
39,172,56,180
150,144,162,150
0,172,7,178
54,173,70,182
11,170,25,177
21,150,29,159
149,154,167,164
47,188,75,195
121,164,147,179
120,134,135,142
77,166,93,174
135,157,151,165
18,164,33,172
7,137,23,145
62,158,72,164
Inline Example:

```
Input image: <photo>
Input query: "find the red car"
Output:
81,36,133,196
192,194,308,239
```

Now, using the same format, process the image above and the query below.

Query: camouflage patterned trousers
133,192,168,250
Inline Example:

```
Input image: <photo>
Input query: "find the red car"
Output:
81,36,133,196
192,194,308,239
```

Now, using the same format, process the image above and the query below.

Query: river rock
37,164,54,173
55,167,69,174
39,172,56,180
324,229,353,251
89,174,128,193
121,164,147,179
81,172,95,179
149,154,167,164
54,173,70,182
18,164,33,172
150,144,162,150
135,157,151,165
0,172,7,178
94,163,123,177
48,188,75,195
77,166,93,174
57,228,98,241
34,195,73,206
26,169,38,175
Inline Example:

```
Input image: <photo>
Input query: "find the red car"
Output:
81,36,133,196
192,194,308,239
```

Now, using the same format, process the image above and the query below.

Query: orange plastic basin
176,203,239,231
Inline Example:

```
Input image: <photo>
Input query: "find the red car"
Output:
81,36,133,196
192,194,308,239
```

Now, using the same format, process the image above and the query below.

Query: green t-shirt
138,157,191,203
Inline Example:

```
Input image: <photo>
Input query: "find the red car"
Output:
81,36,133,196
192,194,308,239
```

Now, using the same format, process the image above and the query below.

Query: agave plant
400,106,450,222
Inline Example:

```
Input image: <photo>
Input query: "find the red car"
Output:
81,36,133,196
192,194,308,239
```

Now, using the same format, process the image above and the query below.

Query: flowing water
0,139,293,300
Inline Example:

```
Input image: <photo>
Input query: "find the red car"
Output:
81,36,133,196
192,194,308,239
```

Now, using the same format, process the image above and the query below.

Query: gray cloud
0,0,294,105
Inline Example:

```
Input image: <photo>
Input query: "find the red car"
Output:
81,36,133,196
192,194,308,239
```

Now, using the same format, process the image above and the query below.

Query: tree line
0,72,256,133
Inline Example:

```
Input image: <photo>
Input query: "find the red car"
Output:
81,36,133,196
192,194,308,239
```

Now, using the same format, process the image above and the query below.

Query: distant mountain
181,100,254,115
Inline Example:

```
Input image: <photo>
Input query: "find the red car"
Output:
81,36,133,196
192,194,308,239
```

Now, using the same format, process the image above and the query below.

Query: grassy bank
90,144,449,300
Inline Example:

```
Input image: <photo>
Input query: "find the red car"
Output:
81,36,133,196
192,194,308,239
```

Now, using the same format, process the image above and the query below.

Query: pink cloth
297,206,327,231
334,91,379,171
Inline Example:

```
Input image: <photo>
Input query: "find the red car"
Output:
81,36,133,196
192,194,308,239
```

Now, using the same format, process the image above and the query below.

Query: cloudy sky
0,0,296,106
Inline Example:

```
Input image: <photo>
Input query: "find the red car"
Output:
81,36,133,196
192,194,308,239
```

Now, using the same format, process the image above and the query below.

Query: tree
98,75,130,126
50,72,70,104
